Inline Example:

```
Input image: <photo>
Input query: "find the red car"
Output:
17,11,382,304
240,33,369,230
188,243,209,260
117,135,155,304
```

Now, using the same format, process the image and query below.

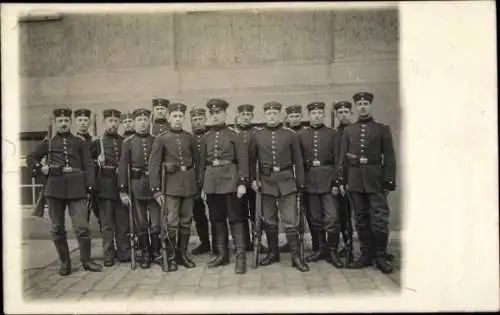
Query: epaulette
157,130,170,137
227,126,240,134
282,126,296,133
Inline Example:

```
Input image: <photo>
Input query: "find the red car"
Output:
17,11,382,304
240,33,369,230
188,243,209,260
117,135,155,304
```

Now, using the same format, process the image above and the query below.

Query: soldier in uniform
333,100,355,265
283,104,316,254
27,107,103,276
74,108,101,230
118,108,161,269
249,101,309,272
189,107,215,255
338,92,396,274
151,98,170,136
235,104,268,253
149,102,198,271
298,102,343,268
92,109,130,266
121,111,136,137
199,98,249,274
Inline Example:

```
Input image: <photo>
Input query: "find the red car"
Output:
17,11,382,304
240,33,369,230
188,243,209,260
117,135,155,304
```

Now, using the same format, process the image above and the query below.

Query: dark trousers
349,192,390,253
163,195,194,230
98,199,130,260
262,193,297,229
206,193,243,224
241,187,256,222
193,197,210,228
47,197,90,239
307,193,340,234
337,193,354,248
133,199,161,234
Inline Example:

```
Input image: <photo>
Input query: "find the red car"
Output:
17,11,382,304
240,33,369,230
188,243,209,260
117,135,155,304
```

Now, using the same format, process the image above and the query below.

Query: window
19,132,46,207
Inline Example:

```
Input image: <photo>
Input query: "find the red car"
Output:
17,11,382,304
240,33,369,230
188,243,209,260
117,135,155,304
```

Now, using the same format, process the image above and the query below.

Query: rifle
31,119,52,218
127,156,137,270
160,163,170,272
251,161,263,269
294,165,306,262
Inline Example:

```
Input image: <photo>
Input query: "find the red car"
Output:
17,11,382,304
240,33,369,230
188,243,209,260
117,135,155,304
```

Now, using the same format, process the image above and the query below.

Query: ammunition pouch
130,167,149,179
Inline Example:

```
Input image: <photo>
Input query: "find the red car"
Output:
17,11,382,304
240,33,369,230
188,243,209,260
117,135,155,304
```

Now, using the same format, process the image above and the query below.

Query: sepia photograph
2,2,498,313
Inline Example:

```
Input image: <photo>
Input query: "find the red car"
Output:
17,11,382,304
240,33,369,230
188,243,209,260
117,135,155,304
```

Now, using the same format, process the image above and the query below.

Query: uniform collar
77,132,91,139
289,124,303,131
135,132,149,138
104,131,119,138
169,127,183,134
155,118,168,123
310,123,324,130
338,123,350,129
193,128,206,135
265,123,282,131
57,131,71,137
212,124,226,131
357,116,374,123
123,130,135,137
238,124,252,131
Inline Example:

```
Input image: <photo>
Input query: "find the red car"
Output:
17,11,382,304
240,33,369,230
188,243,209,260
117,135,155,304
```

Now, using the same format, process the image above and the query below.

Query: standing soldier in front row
120,111,136,137
118,108,161,269
149,102,198,272
199,98,249,274
338,92,396,274
27,107,103,276
249,101,309,272
333,100,355,265
151,98,170,136
298,102,343,268
189,107,215,255
92,109,130,267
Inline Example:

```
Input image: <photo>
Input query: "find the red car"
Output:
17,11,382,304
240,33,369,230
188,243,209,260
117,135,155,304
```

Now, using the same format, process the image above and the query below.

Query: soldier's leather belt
130,167,149,179
348,156,380,166
163,163,194,173
260,165,293,176
49,166,81,176
305,160,333,169
209,159,234,167
100,166,117,177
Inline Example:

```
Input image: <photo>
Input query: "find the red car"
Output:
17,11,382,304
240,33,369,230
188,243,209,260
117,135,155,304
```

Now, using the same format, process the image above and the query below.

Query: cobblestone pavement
23,236,401,301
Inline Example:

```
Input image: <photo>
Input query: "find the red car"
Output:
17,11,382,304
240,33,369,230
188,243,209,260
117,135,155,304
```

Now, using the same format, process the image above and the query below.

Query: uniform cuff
383,180,396,191
119,185,128,193
151,187,161,193
238,177,248,186
153,191,163,199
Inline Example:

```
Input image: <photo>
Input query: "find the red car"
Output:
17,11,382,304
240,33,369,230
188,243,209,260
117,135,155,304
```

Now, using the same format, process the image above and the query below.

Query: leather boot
305,231,328,262
243,220,252,252
54,236,71,276
327,232,344,268
191,220,211,255
150,232,162,262
102,226,116,267
286,228,309,272
346,229,373,269
259,226,280,266
139,232,151,269
278,242,291,253
231,223,247,274
374,232,394,274
177,228,196,269
210,222,219,256
310,225,319,252
207,222,230,268
343,231,354,266
166,229,178,272
78,237,103,272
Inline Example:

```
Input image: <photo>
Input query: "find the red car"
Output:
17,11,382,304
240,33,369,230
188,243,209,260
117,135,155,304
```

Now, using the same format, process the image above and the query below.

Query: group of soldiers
27,91,396,278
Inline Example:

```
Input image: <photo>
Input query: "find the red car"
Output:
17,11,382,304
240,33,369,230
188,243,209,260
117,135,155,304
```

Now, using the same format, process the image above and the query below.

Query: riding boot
327,232,344,268
207,222,230,268
231,223,247,274
259,225,280,266
166,229,178,272
243,220,252,252
210,222,219,256
305,231,328,262
346,229,373,269
177,227,196,268
78,237,103,272
286,228,309,272
53,235,71,276
150,232,161,263
191,220,211,255
139,231,151,269
374,231,394,274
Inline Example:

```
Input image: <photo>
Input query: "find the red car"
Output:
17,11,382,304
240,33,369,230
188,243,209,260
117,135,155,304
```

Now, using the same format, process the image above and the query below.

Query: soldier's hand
154,194,165,207
339,185,346,196
201,190,207,201
237,184,246,199
251,180,260,192
41,165,49,176
119,193,131,207
97,154,105,166
331,186,339,196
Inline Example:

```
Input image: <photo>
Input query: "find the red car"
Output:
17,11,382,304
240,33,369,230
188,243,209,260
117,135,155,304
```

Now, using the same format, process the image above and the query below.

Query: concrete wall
19,8,402,230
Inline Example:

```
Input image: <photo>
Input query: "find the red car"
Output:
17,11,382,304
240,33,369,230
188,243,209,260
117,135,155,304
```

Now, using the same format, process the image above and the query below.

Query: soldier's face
134,115,150,133
287,113,302,126
265,109,281,127
210,110,227,125
104,117,120,134
356,100,373,118
153,106,167,119
169,111,185,129
55,117,71,133
121,118,134,131
191,115,206,131
238,111,253,126
336,108,352,124
75,116,90,132
309,109,325,126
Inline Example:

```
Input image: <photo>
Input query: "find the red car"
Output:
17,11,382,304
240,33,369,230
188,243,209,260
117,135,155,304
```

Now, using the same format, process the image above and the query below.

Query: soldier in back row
118,108,161,269
199,99,249,274
92,109,130,267
338,92,396,274
149,102,198,272
249,101,309,272
151,98,170,136
27,107,103,276
121,111,135,137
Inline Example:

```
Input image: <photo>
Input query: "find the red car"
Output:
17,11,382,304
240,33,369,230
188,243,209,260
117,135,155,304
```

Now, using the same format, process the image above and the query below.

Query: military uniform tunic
249,125,305,229
298,124,340,234
152,119,170,136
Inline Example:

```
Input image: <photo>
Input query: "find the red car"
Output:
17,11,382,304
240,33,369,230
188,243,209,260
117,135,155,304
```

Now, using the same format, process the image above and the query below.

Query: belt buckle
359,157,368,165
272,166,280,172
63,166,72,172
213,160,220,167
180,165,187,171
312,160,320,167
